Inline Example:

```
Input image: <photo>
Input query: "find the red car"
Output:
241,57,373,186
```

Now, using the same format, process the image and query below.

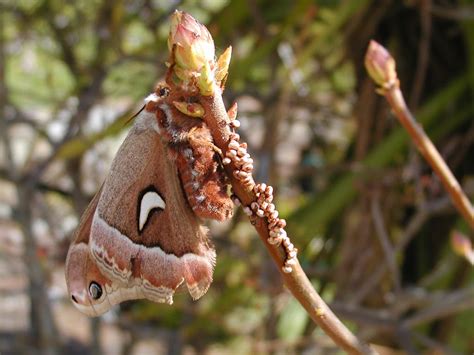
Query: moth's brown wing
89,111,215,304
65,185,117,315
65,186,102,290
65,185,151,317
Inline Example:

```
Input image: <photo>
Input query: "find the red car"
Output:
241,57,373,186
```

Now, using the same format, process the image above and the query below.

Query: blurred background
0,0,473,354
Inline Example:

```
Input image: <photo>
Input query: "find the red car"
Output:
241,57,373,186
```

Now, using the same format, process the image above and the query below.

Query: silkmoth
65,85,233,316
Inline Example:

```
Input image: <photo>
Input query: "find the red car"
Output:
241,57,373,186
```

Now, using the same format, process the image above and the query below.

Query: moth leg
176,134,233,221
187,126,223,157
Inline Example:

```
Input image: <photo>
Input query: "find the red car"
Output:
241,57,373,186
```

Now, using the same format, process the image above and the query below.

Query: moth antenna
124,105,146,126
187,129,223,157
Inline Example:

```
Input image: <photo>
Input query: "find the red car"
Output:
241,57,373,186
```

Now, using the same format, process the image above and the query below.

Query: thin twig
365,40,474,230
166,11,377,354
411,333,457,355
370,197,400,292
387,86,474,228
409,0,432,111
329,301,397,331
351,195,453,304
403,287,474,327
199,93,377,355
430,4,474,21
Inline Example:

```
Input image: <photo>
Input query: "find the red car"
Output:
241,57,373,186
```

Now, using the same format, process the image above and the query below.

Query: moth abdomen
146,93,233,222
175,142,233,221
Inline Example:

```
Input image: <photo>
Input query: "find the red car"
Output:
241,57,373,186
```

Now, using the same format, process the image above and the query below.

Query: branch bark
166,11,377,353
386,88,474,229
200,92,377,355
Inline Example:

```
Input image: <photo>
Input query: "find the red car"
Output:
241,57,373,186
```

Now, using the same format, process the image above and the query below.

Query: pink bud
168,11,215,73
451,231,474,265
365,40,398,88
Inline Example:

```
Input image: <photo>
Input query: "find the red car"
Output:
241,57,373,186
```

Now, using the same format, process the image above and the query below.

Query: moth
65,85,233,316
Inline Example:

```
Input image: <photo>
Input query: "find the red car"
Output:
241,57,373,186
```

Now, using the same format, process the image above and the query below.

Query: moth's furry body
145,85,233,221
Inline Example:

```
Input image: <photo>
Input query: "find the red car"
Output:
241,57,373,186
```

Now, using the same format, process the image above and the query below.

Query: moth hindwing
66,109,216,317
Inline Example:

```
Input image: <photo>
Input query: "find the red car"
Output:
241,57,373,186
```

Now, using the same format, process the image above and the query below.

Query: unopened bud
451,231,474,265
365,40,398,90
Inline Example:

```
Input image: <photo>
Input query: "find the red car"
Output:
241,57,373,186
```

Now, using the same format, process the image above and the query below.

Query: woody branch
165,10,377,355
365,40,474,230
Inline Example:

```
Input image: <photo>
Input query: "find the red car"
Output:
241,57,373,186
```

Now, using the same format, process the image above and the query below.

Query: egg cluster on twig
222,106,255,191
223,105,297,273
252,183,297,273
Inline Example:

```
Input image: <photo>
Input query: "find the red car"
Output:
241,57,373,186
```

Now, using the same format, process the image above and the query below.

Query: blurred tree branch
0,11,59,354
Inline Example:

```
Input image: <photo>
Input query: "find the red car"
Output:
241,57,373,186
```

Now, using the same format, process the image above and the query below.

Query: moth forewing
67,109,215,315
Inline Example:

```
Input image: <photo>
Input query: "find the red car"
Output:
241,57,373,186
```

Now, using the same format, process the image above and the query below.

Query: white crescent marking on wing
139,191,166,232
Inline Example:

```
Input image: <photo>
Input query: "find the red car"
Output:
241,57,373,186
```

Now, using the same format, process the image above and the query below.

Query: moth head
65,243,114,317
155,83,170,97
